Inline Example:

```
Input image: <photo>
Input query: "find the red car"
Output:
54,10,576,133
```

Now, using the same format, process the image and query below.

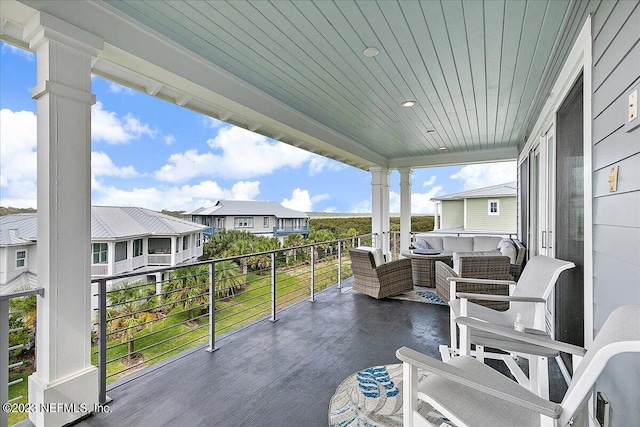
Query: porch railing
1,287,44,427
92,233,375,404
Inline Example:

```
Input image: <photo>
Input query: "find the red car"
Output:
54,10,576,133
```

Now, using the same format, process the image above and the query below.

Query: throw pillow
413,239,432,250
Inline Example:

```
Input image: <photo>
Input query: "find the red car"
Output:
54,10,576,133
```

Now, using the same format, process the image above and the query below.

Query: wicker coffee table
401,250,453,287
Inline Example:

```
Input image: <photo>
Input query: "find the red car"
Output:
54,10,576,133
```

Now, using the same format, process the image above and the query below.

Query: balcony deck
20,281,564,427
71,282,449,426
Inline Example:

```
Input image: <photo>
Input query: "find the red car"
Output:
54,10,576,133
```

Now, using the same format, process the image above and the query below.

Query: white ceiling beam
145,81,163,96
174,93,191,106
388,147,519,169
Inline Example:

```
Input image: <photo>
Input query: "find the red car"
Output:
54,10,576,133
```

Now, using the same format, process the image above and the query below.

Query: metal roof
432,182,517,201
0,208,207,244
0,214,38,245
91,206,208,238
185,200,309,219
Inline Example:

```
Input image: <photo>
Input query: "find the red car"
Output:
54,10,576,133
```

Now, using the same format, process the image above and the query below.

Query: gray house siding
591,2,640,426
441,200,464,229
466,197,517,232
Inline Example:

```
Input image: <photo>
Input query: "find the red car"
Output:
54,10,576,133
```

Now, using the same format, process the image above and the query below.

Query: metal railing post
310,245,316,302
337,241,342,289
357,237,361,247
1,298,8,427
98,279,109,405
270,252,277,322
207,261,217,352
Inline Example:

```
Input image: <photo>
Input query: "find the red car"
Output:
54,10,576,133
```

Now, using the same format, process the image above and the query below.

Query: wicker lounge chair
398,304,640,427
435,255,513,310
349,247,414,299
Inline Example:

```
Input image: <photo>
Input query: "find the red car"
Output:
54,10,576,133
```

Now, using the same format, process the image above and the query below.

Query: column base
28,366,98,427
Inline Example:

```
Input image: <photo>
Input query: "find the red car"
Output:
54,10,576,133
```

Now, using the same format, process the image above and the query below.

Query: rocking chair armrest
396,347,561,418
446,277,516,286
455,317,587,356
455,293,545,303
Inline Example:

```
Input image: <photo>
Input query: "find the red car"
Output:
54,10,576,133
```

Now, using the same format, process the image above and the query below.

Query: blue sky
0,41,516,213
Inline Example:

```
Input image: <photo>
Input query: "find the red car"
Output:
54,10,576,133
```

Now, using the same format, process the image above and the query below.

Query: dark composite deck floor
76,285,450,427
18,283,565,427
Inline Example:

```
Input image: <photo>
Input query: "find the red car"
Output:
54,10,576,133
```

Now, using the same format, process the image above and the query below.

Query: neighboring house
183,200,309,241
431,182,517,234
0,214,38,295
0,207,208,294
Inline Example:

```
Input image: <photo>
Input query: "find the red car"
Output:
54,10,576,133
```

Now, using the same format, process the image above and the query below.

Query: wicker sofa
414,234,526,281
349,247,414,299
412,234,526,310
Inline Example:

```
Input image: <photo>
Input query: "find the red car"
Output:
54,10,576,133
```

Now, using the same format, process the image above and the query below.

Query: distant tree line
0,206,36,216
308,215,434,236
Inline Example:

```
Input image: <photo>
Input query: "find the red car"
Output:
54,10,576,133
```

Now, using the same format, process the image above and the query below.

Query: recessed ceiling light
363,47,379,57
438,146,447,150
427,129,436,133
401,100,417,107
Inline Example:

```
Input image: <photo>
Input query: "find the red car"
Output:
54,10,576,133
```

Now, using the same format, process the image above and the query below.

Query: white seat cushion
355,246,385,266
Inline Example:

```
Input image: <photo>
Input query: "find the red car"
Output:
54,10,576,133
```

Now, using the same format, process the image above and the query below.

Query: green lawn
92,257,346,382
7,374,29,426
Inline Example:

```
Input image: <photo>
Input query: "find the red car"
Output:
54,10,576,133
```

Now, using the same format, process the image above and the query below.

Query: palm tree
284,233,304,265
163,265,209,322
227,239,254,283
106,282,159,363
214,260,242,299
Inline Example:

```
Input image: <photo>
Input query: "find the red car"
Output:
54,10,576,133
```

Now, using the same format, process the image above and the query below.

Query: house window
263,217,269,228
196,233,201,247
115,242,128,262
488,199,500,215
234,217,253,228
133,239,143,257
16,250,26,268
92,243,108,264
183,235,189,250
148,238,171,254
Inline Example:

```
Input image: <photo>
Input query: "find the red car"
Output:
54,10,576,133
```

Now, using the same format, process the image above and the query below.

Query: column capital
24,11,103,55
399,167,413,186
369,166,390,186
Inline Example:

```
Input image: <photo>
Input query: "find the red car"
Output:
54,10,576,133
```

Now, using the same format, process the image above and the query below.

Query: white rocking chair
398,304,640,427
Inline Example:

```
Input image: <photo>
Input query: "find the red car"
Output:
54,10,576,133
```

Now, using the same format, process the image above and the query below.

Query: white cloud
422,175,437,187
92,180,261,211
351,199,371,214
202,116,227,129
1,43,34,61
108,82,135,95
281,188,329,212
451,161,517,190
308,155,347,176
92,152,140,178
388,185,445,215
155,126,312,182
92,101,157,144
0,109,38,208
164,134,176,145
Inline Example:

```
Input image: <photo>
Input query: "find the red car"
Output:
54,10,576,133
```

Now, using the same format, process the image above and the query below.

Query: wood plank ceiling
104,0,571,163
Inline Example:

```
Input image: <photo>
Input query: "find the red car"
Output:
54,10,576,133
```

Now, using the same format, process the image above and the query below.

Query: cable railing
91,233,375,404
1,287,44,427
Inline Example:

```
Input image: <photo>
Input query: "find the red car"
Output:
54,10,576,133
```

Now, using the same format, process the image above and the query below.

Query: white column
434,201,440,230
399,167,413,252
370,166,390,256
25,12,102,427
